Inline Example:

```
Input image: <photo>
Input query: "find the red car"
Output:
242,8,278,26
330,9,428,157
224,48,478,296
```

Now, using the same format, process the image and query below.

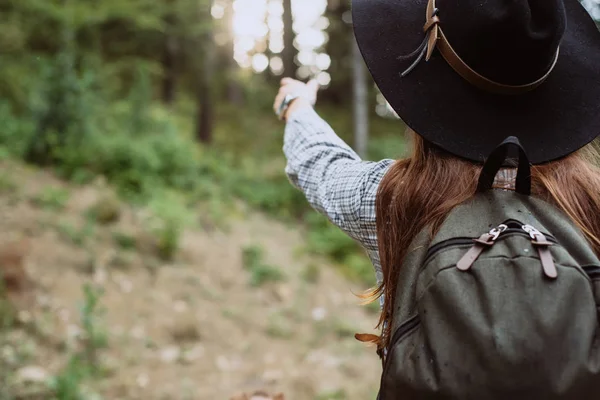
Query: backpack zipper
456,224,509,271
424,222,557,266
388,314,420,347
423,220,558,277
385,314,421,368
522,224,557,279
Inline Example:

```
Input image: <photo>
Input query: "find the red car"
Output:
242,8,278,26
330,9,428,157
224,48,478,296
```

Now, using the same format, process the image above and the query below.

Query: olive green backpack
379,137,600,399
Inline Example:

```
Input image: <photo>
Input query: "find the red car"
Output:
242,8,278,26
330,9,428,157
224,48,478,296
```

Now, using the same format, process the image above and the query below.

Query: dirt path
0,162,382,399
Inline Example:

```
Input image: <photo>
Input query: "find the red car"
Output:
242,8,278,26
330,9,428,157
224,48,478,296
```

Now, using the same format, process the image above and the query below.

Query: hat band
401,0,560,95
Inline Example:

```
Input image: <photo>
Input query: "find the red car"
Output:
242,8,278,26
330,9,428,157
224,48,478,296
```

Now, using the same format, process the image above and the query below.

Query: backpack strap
477,136,532,196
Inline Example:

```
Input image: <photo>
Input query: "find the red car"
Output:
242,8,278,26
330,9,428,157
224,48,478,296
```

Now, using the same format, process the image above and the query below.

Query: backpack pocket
416,249,598,399
380,315,429,399
385,314,420,366
385,232,600,400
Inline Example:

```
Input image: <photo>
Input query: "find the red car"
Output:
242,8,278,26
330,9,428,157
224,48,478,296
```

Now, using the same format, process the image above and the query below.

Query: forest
0,0,599,399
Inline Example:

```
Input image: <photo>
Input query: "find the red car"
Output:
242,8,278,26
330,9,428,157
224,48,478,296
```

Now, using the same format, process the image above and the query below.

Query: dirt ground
0,161,382,399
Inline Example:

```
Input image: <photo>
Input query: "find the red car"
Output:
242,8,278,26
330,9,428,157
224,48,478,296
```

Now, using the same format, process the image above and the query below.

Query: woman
275,0,600,398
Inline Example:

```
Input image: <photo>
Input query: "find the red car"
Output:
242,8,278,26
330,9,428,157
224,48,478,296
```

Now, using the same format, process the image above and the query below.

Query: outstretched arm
275,79,393,282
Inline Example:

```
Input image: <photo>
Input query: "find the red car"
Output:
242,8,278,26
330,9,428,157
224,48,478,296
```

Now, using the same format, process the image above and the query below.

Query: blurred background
0,1,598,399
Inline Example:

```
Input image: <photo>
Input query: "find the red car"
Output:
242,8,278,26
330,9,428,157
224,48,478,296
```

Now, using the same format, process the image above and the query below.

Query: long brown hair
367,131,600,348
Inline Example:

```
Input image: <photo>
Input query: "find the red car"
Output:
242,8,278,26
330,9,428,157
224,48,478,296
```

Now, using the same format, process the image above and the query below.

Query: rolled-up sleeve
283,107,394,282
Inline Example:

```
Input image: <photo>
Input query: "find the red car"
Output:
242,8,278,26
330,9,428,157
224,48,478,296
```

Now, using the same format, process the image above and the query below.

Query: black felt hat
352,0,600,164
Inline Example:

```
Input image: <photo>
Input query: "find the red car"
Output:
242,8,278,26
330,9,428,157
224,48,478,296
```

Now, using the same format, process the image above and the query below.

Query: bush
87,194,121,225
0,101,35,159
146,191,190,261
242,245,285,287
305,212,375,286
0,35,383,287
368,135,407,161
25,30,92,167
0,35,201,201
112,232,137,251
50,284,107,399
32,186,71,211
78,127,200,198
233,171,307,219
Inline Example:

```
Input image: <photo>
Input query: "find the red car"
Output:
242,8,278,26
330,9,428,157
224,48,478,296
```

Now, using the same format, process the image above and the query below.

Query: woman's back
378,138,600,398
274,0,600,397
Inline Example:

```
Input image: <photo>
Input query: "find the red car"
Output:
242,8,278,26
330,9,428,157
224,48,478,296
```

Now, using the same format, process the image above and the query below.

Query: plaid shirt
284,107,393,284
283,107,517,285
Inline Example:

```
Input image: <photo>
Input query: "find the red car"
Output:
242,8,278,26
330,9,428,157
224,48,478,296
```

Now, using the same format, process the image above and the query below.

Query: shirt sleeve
283,106,394,280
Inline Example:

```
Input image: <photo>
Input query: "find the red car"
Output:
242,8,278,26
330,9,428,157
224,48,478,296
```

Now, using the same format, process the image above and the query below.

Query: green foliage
0,172,17,194
50,284,107,399
242,245,285,287
89,126,199,197
0,278,17,399
305,213,357,261
0,0,395,290
33,186,71,211
26,28,90,166
368,135,407,161
80,284,108,353
304,213,375,286
2,65,202,201
0,3,205,197
147,191,190,261
301,263,321,284
316,389,347,400
51,355,88,400
57,220,95,247
112,232,137,251
4,88,379,285
0,101,35,159
0,0,396,396
127,65,153,136
233,172,307,219
86,195,121,225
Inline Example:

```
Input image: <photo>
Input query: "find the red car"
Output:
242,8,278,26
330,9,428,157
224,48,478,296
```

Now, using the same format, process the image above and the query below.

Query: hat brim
352,0,600,164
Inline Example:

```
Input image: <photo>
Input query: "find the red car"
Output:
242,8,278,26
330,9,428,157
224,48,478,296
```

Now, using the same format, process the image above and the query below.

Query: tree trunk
352,37,369,159
161,31,178,105
282,0,297,78
197,2,214,144
197,47,214,144
197,78,213,144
